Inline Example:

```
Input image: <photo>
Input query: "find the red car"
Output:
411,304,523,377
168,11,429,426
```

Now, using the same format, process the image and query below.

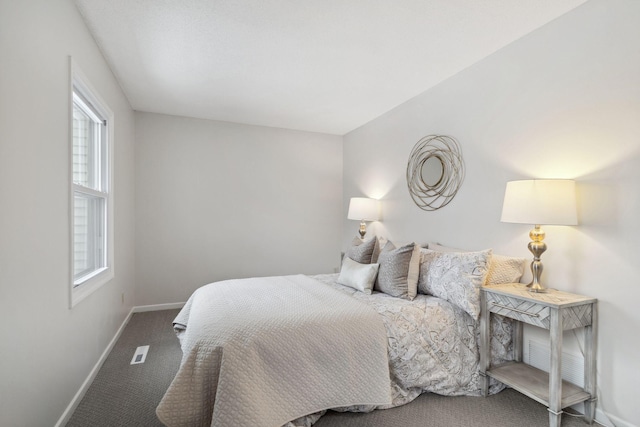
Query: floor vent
525,340,584,387
130,345,150,365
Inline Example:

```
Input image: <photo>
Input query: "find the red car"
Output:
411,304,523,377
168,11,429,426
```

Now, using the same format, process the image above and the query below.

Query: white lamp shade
501,180,577,226
347,197,380,221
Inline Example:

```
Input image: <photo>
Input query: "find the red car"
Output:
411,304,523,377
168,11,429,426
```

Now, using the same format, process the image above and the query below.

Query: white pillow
337,257,380,294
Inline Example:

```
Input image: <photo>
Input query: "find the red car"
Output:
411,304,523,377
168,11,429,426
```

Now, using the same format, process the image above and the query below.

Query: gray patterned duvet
285,274,513,426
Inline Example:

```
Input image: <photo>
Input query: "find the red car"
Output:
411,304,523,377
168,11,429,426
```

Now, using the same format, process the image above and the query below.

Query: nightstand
479,283,597,427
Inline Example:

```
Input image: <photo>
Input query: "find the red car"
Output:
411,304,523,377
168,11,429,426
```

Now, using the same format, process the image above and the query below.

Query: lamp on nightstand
347,197,380,239
500,179,577,293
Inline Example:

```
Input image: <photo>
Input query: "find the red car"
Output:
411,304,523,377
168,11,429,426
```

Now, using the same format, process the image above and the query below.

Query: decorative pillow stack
426,242,526,285
339,237,421,300
339,239,525,309
339,237,379,293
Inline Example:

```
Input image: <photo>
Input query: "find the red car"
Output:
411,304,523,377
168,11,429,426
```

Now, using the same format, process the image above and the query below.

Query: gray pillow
344,237,376,264
371,236,388,264
374,242,421,300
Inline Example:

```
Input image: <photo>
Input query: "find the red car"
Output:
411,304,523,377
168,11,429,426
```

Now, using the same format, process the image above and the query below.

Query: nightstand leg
513,320,523,362
479,290,490,397
583,302,598,424
549,308,563,427
548,408,563,427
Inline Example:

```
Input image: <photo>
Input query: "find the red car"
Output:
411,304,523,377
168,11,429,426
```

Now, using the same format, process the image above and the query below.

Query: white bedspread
156,275,391,427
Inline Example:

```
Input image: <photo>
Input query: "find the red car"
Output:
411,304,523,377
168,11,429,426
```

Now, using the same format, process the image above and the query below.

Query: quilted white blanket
156,275,391,427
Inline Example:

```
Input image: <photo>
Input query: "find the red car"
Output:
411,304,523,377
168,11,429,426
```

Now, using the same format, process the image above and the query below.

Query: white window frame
69,58,115,308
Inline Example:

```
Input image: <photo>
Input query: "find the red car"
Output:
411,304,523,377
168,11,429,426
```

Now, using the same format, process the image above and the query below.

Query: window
70,61,114,307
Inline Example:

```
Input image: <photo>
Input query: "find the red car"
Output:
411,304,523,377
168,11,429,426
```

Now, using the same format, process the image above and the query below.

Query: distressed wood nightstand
479,283,597,427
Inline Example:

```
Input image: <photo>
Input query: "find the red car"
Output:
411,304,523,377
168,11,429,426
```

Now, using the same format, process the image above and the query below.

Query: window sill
70,267,114,308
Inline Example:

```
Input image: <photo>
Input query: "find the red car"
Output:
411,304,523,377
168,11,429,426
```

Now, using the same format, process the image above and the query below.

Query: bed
156,239,523,427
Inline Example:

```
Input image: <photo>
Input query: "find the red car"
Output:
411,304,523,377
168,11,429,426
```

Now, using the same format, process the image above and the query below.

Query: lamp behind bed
347,197,380,239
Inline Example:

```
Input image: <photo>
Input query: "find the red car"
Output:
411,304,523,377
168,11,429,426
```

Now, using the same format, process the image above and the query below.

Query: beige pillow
486,254,527,285
337,257,380,294
375,242,421,300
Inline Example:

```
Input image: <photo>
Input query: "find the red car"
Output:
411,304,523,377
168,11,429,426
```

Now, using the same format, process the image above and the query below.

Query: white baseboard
132,302,185,312
555,403,631,427
54,308,134,427
54,302,185,427
601,411,637,427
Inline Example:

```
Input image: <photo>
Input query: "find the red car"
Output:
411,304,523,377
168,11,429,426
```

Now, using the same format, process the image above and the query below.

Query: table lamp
347,197,380,239
500,180,577,292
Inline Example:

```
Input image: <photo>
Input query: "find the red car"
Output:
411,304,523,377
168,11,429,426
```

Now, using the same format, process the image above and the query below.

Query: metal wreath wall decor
406,135,465,211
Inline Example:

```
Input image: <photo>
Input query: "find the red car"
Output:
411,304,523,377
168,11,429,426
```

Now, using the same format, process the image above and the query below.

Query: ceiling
75,0,586,135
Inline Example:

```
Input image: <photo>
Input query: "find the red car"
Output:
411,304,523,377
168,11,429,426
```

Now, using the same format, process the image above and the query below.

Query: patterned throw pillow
418,249,492,319
486,254,527,285
344,237,376,264
375,242,421,300
337,257,380,294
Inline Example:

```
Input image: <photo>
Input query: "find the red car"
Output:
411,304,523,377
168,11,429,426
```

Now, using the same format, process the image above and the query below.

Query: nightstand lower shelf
488,362,591,408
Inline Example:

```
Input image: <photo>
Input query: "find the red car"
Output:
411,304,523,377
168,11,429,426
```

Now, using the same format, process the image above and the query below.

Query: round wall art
406,134,465,211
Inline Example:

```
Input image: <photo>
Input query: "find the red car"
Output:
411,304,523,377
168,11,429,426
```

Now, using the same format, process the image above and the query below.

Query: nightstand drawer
486,292,550,329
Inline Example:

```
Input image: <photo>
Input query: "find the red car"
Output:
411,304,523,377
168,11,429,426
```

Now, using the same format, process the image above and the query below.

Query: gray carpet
67,310,591,427
67,309,182,427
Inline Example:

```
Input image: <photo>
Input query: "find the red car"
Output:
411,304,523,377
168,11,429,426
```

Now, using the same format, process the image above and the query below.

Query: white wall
135,113,343,305
343,1,640,425
0,0,136,426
